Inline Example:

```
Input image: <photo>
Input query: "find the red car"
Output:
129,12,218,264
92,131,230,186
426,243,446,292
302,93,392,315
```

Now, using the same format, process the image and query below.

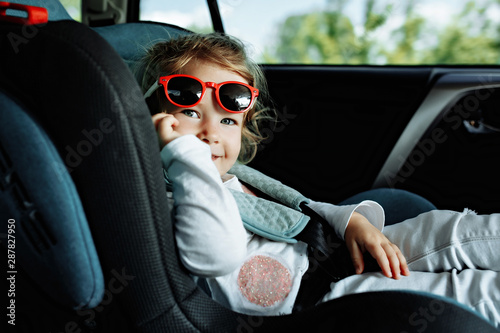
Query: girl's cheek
174,118,200,137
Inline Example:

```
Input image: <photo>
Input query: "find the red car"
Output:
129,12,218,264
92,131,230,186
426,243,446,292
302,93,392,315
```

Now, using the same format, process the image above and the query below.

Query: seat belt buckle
0,2,48,25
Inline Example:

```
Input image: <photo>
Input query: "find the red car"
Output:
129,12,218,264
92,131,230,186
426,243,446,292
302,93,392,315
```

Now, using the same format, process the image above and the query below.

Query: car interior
1,0,499,332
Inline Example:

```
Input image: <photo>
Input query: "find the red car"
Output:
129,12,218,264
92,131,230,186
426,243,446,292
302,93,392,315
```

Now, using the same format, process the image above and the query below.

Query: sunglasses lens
219,84,252,112
167,76,203,106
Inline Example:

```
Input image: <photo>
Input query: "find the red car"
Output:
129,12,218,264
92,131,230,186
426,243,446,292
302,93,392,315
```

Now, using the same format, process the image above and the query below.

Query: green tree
186,24,213,34
421,1,499,64
264,0,394,64
266,0,500,65
60,0,81,21
382,1,425,64
268,11,356,64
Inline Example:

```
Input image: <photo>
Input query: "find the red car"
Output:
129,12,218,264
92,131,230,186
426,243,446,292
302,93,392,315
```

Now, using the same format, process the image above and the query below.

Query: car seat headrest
94,22,191,70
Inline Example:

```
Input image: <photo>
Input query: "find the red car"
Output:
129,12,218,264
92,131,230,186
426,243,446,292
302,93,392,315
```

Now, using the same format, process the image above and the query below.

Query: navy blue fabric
0,90,104,309
339,188,437,225
94,22,191,69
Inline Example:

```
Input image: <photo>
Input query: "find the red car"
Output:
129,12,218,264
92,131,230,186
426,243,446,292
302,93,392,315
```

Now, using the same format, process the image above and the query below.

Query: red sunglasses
144,74,259,113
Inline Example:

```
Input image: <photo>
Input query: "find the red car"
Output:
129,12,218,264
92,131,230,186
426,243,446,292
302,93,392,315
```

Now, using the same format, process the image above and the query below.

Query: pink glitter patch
237,255,292,307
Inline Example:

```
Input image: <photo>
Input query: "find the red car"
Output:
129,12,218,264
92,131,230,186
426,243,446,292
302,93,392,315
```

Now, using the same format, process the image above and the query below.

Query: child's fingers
152,113,180,147
152,113,180,130
394,244,410,276
346,241,365,274
152,112,168,129
367,244,392,278
158,114,179,132
383,243,401,279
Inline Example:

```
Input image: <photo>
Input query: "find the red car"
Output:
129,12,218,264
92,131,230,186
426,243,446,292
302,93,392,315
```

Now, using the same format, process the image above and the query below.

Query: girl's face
166,61,246,177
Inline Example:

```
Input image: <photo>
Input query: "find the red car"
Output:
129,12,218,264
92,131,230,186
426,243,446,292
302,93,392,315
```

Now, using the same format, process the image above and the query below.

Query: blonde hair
136,32,274,164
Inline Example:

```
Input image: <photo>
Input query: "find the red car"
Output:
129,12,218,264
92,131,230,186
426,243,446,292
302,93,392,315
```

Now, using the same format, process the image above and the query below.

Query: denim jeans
322,209,500,328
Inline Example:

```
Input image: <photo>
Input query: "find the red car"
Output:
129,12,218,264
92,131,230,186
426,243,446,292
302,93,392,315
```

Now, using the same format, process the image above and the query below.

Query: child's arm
154,114,247,278
307,200,409,279
307,200,384,239
344,212,410,279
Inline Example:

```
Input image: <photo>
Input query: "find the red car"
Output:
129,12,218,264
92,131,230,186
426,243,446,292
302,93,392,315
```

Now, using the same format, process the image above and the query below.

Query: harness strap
229,189,310,243
229,163,309,211
229,163,312,243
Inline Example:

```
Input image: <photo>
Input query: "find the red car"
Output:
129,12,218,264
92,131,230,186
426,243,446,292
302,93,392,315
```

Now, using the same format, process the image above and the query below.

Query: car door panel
251,65,500,214
251,65,433,204
388,74,500,214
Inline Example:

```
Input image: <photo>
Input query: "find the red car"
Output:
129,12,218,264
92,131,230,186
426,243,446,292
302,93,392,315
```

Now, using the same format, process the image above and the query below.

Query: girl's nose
198,120,220,144
196,87,221,144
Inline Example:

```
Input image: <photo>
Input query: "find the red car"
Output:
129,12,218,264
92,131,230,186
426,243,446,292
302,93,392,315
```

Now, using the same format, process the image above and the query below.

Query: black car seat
0,1,498,332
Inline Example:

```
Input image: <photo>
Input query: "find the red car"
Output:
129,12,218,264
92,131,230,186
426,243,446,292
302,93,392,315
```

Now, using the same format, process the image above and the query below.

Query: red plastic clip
0,2,48,25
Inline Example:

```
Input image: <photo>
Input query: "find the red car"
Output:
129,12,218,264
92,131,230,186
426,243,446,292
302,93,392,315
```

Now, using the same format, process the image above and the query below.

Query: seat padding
94,22,190,69
0,89,104,309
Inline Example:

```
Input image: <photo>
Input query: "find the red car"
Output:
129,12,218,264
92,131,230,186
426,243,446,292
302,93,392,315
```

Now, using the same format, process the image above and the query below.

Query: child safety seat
0,1,497,332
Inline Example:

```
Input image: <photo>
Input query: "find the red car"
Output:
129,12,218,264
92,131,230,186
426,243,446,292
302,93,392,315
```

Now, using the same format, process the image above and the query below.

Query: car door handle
463,108,500,134
464,119,500,134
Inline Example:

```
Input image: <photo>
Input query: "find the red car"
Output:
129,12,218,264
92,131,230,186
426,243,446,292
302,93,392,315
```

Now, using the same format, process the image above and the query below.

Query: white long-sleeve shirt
161,135,384,315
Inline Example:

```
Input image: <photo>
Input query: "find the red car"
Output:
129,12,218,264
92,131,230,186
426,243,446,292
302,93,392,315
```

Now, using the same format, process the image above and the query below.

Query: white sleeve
306,200,385,240
161,135,247,278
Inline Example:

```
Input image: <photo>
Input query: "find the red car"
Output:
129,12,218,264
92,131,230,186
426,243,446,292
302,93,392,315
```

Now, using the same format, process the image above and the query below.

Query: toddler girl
138,33,499,327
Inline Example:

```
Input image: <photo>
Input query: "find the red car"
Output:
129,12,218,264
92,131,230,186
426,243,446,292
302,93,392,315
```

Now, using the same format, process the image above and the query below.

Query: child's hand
152,113,181,149
344,212,410,279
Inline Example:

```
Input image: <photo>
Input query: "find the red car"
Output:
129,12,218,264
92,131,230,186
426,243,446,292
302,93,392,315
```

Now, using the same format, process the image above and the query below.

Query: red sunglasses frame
157,74,259,113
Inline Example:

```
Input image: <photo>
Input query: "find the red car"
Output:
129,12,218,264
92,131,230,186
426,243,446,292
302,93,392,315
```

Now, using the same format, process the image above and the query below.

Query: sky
139,0,499,62
140,0,328,59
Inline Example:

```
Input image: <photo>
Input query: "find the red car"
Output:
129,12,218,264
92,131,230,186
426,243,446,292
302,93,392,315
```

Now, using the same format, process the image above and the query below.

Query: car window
60,0,81,21
138,0,500,66
60,0,500,65
220,0,329,63
140,0,213,33
220,0,500,65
